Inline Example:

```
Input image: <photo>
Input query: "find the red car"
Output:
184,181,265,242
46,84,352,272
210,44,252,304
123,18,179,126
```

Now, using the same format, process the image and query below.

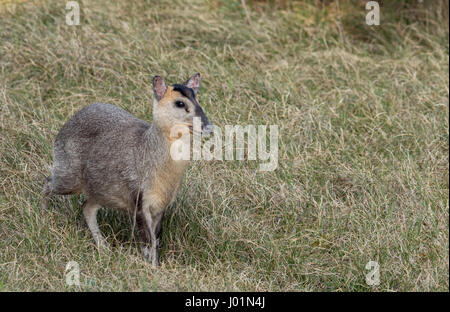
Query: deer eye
175,101,185,108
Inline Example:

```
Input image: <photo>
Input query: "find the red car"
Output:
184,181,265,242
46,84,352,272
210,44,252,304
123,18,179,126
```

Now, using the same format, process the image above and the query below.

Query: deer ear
184,73,201,94
153,76,167,101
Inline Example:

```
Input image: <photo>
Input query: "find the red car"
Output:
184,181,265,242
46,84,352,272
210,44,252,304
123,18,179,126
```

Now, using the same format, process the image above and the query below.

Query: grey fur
43,74,211,266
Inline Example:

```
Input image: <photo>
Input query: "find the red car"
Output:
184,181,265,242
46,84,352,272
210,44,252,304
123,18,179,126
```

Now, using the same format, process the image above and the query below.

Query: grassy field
0,0,448,291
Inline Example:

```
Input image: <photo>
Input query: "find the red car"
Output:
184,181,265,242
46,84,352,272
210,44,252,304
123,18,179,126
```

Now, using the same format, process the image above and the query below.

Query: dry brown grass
0,0,448,291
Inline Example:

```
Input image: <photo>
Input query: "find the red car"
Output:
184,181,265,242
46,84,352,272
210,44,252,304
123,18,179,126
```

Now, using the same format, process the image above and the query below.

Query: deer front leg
138,206,164,267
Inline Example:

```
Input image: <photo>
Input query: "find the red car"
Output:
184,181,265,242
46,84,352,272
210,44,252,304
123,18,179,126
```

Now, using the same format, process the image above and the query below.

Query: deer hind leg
82,200,107,248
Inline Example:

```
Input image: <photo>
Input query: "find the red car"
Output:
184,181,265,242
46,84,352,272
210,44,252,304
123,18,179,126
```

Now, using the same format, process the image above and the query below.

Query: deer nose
202,123,214,136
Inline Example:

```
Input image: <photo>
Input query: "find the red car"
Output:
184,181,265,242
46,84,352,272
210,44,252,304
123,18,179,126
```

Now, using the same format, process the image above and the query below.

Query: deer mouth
188,125,200,136
202,124,214,137
188,124,213,137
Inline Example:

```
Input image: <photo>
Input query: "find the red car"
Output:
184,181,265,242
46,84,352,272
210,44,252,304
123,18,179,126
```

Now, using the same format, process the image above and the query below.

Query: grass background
0,0,448,291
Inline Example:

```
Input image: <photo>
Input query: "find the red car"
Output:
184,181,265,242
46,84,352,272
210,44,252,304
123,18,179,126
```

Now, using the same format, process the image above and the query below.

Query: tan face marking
153,86,195,141
158,86,183,106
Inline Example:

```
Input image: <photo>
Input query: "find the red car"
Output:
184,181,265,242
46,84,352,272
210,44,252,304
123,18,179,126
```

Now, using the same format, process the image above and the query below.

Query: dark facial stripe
172,84,196,103
195,104,210,127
